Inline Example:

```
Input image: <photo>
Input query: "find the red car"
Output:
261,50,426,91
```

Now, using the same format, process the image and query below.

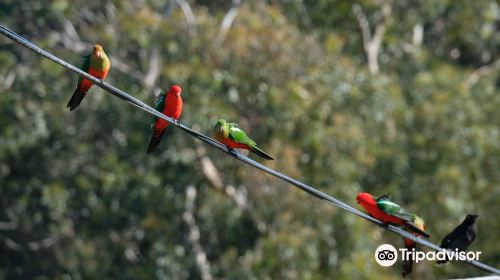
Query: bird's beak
95,51,101,58
176,92,180,98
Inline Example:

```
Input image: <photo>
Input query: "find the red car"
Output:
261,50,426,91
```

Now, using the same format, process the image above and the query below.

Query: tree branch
0,221,17,230
213,0,242,47
1,69,16,90
196,145,248,210
1,235,56,251
175,0,197,38
466,58,500,87
403,23,424,54
60,20,89,52
295,0,313,30
142,47,161,91
352,4,371,51
353,1,392,74
183,186,212,280
412,23,423,48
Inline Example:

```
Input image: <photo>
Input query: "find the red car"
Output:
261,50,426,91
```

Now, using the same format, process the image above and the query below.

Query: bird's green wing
228,124,257,146
155,94,166,111
152,94,166,122
77,54,91,85
377,199,414,222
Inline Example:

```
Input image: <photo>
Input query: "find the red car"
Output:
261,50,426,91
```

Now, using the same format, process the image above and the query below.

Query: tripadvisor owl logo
374,243,482,267
375,244,398,266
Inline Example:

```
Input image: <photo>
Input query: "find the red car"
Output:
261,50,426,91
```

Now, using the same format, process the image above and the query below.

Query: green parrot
213,119,274,160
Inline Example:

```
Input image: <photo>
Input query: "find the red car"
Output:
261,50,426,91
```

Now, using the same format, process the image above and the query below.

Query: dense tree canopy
1,0,499,279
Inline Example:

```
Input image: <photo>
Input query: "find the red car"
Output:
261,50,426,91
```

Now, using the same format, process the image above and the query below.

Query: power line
1,24,498,276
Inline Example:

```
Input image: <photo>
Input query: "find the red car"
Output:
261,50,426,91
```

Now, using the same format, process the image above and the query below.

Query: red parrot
67,45,110,111
356,192,430,278
147,85,183,153
356,192,430,237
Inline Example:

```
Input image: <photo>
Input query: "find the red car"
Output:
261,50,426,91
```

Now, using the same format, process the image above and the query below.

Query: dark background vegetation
1,0,499,278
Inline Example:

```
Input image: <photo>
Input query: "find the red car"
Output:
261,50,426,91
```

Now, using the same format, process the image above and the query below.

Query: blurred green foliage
0,0,499,279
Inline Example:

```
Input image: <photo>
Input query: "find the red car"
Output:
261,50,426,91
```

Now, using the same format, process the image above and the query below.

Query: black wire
1,24,498,275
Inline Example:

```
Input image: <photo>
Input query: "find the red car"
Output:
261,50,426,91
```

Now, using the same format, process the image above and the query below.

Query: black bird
437,214,478,264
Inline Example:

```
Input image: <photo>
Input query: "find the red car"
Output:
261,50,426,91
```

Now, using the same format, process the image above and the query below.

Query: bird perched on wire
356,193,430,277
67,44,110,110
213,119,273,160
356,193,430,237
147,85,183,153
437,214,478,264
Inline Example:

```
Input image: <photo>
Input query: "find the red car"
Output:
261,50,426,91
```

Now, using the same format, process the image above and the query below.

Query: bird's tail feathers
250,146,274,160
402,238,415,278
407,222,430,238
147,129,166,153
67,87,88,111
